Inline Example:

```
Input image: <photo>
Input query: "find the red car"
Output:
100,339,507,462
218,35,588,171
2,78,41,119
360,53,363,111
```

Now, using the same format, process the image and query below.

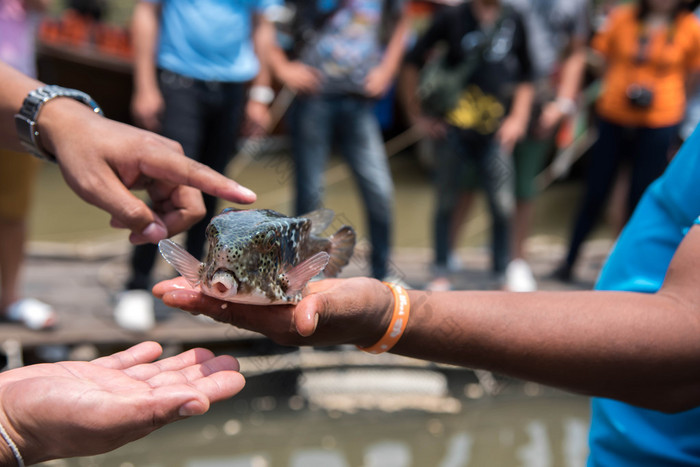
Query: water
44,369,590,467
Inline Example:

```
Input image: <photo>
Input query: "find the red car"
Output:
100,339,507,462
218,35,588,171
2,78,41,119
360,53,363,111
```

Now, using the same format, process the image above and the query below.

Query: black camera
626,84,654,109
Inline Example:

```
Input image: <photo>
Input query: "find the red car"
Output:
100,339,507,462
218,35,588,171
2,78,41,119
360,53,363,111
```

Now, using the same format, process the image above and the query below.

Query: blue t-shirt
587,127,700,465
147,0,280,82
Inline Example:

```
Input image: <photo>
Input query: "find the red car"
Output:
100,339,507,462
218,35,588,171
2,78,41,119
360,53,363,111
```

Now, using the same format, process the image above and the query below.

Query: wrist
357,281,411,354
38,98,100,162
0,385,30,466
352,279,395,348
554,96,577,117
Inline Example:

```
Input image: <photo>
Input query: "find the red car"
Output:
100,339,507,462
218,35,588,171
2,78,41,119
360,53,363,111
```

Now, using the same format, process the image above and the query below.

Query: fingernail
239,186,257,200
141,222,167,242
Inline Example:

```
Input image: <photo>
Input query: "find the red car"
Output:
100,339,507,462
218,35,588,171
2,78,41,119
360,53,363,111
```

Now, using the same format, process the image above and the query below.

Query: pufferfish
158,208,355,305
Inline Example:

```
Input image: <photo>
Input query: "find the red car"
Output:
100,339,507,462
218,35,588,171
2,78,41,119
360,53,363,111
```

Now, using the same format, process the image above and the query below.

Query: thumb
293,294,323,337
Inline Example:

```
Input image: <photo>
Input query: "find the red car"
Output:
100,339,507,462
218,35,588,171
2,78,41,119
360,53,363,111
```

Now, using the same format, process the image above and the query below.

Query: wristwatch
14,85,103,163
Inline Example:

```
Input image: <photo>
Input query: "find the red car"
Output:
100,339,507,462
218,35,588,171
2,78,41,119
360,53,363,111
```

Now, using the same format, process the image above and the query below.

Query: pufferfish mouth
209,269,238,296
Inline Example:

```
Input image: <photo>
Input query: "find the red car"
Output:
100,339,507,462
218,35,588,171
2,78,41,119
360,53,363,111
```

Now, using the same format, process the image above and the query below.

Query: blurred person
265,0,410,281
399,0,534,291
503,0,588,291
553,0,700,282
117,0,278,332
158,121,700,464
445,0,589,291
0,0,57,330
0,62,251,465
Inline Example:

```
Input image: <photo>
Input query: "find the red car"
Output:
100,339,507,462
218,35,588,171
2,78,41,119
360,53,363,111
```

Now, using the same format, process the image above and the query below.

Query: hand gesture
276,62,322,94
0,342,244,465
364,65,394,99
131,84,165,132
41,100,257,244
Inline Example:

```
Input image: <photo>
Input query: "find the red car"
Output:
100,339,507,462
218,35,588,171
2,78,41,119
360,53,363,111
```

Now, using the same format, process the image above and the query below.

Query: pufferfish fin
158,239,203,288
283,251,330,296
301,208,335,235
323,225,356,277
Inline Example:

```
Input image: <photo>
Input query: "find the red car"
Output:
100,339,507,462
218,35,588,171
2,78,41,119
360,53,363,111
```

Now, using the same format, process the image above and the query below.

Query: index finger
141,150,257,205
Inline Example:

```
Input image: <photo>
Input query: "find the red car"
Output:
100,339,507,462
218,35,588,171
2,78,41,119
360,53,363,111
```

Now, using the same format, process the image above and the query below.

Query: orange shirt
592,5,700,128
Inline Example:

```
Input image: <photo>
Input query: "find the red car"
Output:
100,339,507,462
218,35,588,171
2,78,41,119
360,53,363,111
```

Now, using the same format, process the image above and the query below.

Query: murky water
43,368,590,467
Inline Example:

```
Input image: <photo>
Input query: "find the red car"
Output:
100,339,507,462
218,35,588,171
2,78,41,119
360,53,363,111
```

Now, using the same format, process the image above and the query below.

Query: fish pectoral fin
300,208,335,235
158,239,202,287
283,251,330,296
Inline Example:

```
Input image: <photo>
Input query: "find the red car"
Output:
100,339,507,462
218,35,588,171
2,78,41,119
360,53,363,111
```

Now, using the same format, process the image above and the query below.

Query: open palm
0,342,245,465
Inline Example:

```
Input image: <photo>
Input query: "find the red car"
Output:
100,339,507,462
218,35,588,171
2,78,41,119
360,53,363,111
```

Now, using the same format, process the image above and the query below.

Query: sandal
6,298,57,331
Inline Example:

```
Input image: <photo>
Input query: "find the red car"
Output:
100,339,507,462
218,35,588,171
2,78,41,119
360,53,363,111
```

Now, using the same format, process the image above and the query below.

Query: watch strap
14,85,103,163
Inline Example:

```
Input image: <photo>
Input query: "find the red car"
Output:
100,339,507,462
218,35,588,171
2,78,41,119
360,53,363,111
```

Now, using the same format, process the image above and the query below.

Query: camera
626,84,654,109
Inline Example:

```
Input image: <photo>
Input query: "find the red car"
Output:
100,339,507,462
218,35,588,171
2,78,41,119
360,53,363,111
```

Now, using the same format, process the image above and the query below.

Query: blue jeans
434,129,514,276
290,95,394,279
127,70,247,290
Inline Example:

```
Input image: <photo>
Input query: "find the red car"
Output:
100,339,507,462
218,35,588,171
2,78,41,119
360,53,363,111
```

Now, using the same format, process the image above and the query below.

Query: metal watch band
14,85,103,163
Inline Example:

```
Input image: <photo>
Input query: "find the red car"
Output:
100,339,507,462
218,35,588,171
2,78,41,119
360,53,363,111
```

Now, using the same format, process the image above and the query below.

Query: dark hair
636,0,693,21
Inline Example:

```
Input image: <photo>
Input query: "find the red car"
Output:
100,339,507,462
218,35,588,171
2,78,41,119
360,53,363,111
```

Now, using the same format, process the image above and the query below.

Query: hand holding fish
153,276,394,348
158,208,355,304
0,342,244,465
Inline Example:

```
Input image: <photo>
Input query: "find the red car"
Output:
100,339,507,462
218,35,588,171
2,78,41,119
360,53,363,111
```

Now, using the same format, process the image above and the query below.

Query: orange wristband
357,282,410,354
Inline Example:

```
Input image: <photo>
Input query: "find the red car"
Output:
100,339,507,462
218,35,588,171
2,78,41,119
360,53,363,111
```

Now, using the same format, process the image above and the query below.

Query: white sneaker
505,259,537,292
6,298,57,331
114,290,155,332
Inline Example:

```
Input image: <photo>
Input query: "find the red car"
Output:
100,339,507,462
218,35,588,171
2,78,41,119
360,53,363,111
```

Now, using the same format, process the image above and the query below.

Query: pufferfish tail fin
158,239,203,288
323,225,356,278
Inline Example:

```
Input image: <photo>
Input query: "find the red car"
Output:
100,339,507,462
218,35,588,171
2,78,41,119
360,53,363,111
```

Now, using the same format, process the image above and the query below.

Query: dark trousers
564,117,675,269
434,128,515,276
127,70,247,290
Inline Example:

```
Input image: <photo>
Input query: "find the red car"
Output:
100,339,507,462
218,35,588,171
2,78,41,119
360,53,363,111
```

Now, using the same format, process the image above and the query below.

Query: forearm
378,13,410,80
393,288,700,412
397,64,422,122
507,81,534,125
556,45,586,101
131,2,160,93
0,62,42,152
252,15,275,88
267,41,294,82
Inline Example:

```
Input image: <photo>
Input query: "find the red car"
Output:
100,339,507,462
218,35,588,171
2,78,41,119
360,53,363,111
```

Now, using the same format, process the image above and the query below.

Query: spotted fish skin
159,208,355,305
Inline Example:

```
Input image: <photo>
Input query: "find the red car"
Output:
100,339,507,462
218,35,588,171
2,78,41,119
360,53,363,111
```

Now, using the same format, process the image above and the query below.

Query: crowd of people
2,0,700,464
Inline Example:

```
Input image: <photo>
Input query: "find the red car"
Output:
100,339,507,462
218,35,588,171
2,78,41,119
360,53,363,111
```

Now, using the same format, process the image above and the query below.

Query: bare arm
496,81,534,153
155,226,700,413
130,1,163,131
364,11,410,98
244,12,277,135
397,64,447,139
538,38,587,135
0,61,256,242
